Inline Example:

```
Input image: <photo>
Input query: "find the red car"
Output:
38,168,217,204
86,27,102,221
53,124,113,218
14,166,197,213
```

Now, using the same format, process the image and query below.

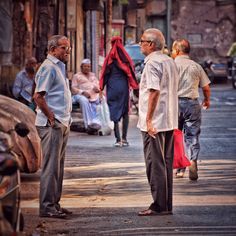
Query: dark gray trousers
37,120,70,214
142,130,174,212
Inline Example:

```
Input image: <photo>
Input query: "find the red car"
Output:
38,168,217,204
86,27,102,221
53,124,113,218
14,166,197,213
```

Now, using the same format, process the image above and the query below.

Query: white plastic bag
97,97,113,136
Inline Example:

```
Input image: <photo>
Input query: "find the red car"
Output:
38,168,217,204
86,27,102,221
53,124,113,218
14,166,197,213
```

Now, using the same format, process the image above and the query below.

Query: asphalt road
21,81,236,236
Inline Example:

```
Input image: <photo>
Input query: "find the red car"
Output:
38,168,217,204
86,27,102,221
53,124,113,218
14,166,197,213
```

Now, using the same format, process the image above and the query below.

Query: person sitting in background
12,57,37,110
71,59,101,134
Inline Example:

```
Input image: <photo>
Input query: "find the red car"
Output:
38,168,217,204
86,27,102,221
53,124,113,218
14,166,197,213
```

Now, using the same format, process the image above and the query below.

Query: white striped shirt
175,55,210,99
138,51,179,132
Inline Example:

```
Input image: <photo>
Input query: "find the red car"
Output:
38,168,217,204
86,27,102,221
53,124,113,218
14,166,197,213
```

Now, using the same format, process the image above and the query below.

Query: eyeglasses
57,46,72,51
139,40,152,44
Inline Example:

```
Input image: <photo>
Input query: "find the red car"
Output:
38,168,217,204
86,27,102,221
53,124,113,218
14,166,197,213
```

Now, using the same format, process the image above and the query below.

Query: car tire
19,212,24,231
232,78,236,89
209,75,215,84
232,69,236,89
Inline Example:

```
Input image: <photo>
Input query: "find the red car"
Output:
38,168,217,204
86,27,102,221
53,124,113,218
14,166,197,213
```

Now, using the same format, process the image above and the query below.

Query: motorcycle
227,56,236,89
0,122,29,235
130,61,144,114
0,95,41,173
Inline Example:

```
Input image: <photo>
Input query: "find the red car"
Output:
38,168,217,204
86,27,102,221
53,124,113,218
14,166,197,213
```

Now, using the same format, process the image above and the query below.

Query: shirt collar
144,50,162,63
175,55,190,60
47,54,62,65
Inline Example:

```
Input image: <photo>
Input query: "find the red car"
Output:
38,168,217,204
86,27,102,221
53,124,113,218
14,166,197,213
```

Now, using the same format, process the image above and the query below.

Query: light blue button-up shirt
34,54,72,127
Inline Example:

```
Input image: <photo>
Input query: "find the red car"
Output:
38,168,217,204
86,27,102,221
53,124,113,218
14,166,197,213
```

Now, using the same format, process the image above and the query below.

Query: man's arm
33,91,55,126
202,84,211,109
146,89,160,138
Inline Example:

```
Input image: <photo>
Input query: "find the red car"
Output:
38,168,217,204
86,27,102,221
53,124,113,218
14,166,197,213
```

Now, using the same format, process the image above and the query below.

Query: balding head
173,39,190,54
171,39,190,59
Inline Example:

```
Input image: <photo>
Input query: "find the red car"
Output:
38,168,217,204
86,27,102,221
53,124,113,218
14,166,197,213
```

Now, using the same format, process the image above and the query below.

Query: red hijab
100,36,138,90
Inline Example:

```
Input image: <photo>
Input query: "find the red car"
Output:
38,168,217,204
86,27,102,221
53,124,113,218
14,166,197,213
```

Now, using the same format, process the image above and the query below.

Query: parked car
200,60,228,84
0,123,29,234
124,44,145,66
0,95,42,235
125,44,144,112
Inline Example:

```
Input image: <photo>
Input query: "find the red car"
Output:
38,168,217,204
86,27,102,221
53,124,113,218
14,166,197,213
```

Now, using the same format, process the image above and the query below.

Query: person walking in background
71,58,101,134
100,36,138,147
137,28,179,216
171,39,211,181
12,57,37,110
33,35,72,218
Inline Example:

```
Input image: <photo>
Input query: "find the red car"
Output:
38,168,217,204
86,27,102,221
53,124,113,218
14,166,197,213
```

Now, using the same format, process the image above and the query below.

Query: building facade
0,0,235,95
124,0,236,63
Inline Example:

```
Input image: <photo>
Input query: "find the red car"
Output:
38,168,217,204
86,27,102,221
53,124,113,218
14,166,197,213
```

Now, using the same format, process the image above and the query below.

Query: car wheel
232,78,236,89
209,75,215,84
19,212,24,231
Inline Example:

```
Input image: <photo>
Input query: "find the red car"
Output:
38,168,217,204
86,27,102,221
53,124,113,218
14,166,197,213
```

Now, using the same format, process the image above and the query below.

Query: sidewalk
21,114,236,235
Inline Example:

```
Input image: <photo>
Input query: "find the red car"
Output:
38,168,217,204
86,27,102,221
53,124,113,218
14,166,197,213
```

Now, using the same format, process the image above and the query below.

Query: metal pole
54,0,59,34
103,1,107,56
166,0,172,48
64,0,67,36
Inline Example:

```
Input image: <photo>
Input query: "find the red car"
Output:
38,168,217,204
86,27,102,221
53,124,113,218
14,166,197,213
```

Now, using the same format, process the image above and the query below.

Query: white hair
144,28,165,50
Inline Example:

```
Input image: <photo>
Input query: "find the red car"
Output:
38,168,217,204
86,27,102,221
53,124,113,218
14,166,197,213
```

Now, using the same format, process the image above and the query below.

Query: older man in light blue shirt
34,35,72,219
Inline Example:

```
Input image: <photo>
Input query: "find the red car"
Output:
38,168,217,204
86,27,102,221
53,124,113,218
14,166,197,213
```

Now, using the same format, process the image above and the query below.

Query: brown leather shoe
138,209,173,216
189,160,198,180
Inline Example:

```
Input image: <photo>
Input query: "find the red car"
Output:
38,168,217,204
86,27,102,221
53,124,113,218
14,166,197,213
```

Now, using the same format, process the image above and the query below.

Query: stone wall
171,0,236,63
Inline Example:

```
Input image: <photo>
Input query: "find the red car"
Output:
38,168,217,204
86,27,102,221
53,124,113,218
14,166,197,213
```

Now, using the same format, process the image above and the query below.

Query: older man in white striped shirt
137,28,179,216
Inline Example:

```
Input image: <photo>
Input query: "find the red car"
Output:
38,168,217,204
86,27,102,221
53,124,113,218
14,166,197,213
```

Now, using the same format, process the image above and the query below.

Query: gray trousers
37,120,70,214
142,130,174,212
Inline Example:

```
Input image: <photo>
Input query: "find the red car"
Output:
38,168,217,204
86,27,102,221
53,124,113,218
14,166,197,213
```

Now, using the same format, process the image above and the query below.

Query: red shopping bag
173,129,191,169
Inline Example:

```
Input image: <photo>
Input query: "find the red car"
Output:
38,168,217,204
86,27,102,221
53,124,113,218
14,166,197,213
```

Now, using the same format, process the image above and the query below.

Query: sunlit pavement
21,83,236,235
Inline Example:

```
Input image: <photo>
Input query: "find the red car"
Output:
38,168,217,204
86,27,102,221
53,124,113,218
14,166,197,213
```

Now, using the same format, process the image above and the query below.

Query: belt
179,97,197,100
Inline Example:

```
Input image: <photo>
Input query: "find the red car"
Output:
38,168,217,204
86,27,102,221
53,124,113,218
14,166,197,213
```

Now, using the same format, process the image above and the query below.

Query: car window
125,45,145,61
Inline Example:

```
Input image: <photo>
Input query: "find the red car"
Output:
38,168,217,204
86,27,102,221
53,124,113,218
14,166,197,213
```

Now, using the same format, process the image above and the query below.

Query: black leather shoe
40,211,67,219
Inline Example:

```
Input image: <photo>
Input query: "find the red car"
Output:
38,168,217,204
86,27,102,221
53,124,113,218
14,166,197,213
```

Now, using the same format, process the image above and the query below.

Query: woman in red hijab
100,36,138,147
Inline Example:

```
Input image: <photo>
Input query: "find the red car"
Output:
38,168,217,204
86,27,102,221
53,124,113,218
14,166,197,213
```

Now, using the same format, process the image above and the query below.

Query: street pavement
21,82,236,235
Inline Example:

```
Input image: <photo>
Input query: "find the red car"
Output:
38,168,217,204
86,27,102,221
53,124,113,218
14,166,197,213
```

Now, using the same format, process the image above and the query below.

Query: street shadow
22,205,236,236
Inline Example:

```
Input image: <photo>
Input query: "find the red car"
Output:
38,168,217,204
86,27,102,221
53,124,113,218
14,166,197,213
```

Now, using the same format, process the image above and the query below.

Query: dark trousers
114,113,129,142
142,130,174,212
